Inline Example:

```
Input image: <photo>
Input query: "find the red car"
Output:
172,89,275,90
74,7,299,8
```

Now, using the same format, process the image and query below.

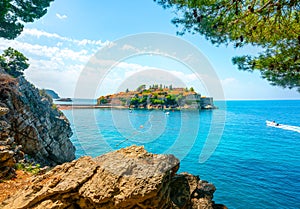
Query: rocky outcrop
1,146,226,209
0,71,75,174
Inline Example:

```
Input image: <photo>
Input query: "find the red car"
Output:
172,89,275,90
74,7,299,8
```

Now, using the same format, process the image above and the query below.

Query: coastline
57,104,216,111
57,105,128,110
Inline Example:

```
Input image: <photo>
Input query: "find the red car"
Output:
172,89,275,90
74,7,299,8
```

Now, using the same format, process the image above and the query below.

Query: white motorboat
266,120,280,127
266,120,300,133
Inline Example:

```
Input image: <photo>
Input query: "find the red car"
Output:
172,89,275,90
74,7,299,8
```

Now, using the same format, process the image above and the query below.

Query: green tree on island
0,0,54,39
136,84,146,92
98,96,108,104
130,97,140,107
0,47,29,77
165,94,176,106
154,0,300,92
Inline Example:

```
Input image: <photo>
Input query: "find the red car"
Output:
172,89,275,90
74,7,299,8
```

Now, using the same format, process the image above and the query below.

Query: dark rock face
0,72,75,174
1,146,226,209
170,173,226,209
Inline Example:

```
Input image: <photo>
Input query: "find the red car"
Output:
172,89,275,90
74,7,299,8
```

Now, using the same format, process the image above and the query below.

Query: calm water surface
62,100,300,209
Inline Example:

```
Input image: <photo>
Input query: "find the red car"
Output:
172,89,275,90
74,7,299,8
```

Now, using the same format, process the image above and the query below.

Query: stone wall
200,97,216,109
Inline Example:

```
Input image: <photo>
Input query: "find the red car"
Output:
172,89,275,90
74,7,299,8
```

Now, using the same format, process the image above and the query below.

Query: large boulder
1,146,226,209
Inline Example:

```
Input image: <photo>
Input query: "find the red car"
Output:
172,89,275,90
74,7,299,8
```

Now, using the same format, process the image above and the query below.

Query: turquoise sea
62,100,300,209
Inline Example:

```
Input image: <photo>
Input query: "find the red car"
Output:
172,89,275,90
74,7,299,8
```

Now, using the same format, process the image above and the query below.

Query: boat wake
266,120,300,134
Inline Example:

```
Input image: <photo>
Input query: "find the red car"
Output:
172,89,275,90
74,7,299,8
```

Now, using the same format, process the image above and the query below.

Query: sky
0,0,299,100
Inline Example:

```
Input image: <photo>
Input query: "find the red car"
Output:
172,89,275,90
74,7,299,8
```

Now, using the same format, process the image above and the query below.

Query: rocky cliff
1,146,227,209
0,71,75,179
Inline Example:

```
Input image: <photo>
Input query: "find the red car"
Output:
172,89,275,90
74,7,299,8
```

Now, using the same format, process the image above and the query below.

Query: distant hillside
44,89,60,99
97,85,216,109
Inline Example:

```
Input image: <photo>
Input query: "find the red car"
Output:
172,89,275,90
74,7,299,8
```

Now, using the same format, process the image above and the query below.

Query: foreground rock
1,146,226,209
0,71,75,179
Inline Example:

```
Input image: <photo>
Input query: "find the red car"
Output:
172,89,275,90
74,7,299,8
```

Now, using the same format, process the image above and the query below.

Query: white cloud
121,44,140,52
169,71,197,83
91,61,209,97
74,39,109,46
20,28,109,47
0,38,90,62
107,62,198,85
0,28,111,97
221,77,236,85
25,58,84,97
0,28,214,98
56,13,67,20
21,28,66,40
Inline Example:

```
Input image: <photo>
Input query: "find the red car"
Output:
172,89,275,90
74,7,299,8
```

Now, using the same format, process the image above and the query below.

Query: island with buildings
97,85,216,110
